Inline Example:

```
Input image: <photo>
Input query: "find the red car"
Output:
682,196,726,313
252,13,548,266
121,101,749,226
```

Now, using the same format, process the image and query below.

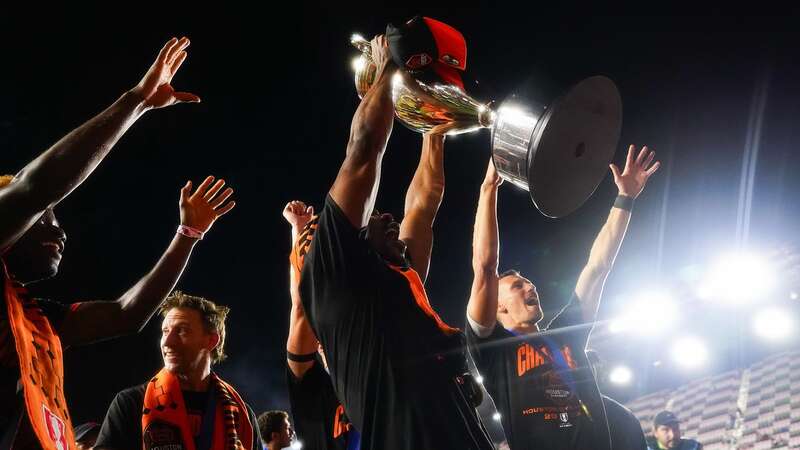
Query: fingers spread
192,176,215,199
166,37,189,65
635,146,649,166
204,179,226,200
642,150,656,169
646,161,662,176
217,201,236,216
158,37,178,64
609,164,621,179
170,51,188,76
211,188,234,209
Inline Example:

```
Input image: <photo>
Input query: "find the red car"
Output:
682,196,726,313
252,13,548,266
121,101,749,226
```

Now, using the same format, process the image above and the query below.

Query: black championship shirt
466,296,611,450
287,358,359,450
295,196,493,450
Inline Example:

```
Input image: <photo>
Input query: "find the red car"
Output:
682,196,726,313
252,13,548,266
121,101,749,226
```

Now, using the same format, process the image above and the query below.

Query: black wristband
613,195,635,212
287,351,317,362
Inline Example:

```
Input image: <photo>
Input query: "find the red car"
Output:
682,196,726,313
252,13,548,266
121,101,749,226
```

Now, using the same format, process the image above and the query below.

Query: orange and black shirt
294,196,493,450
287,359,359,450
465,297,611,450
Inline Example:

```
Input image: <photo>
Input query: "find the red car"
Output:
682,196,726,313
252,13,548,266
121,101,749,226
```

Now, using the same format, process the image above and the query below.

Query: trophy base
527,76,623,218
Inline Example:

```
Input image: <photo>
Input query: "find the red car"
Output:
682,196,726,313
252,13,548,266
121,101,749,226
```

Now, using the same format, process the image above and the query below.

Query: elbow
472,260,498,276
117,299,158,336
345,133,383,164
5,174,53,211
348,112,385,151
583,262,612,281
406,192,443,218
125,315,152,336
471,247,499,274
348,126,370,149
131,321,149,335
110,319,147,338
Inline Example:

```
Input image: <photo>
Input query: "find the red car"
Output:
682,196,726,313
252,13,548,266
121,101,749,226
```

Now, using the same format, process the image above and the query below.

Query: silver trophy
351,35,622,218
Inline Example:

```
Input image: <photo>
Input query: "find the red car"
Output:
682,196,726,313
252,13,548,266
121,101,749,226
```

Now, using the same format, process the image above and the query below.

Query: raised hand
283,201,314,231
370,34,394,82
483,157,503,188
610,145,661,199
179,176,236,233
132,37,201,109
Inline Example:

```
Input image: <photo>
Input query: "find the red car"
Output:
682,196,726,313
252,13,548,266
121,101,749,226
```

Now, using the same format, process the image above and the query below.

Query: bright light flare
754,307,794,341
352,56,366,72
671,336,708,369
702,252,776,304
608,291,678,336
609,366,633,385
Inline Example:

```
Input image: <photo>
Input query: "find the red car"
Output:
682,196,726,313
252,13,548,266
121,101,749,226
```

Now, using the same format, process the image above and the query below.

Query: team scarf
141,368,253,450
2,260,74,450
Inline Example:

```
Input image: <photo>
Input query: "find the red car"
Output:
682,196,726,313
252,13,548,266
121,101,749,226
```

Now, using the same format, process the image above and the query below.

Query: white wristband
177,225,204,240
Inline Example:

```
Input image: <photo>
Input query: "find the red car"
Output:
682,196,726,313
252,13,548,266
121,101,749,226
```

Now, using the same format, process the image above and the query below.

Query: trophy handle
349,32,494,135
350,34,372,58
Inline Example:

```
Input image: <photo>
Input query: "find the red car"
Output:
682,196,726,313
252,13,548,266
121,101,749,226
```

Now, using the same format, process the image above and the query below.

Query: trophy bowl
351,35,622,218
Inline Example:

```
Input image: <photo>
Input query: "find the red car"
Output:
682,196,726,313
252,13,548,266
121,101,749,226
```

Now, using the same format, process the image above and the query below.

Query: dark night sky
2,5,800,424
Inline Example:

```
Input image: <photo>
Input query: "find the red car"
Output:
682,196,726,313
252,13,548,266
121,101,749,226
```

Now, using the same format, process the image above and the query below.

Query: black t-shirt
287,359,359,450
602,395,646,450
94,383,261,450
465,296,611,450
297,196,493,450
0,267,70,450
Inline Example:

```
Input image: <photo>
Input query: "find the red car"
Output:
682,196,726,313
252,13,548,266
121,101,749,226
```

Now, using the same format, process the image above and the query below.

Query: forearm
574,204,631,321
404,134,445,224
585,206,631,275
15,91,147,210
0,92,148,251
287,304,318,355
346,70,394,163
330,66,395,228
472,182,500,272
467,182,500,327
287,259,318,377
115,232,198,331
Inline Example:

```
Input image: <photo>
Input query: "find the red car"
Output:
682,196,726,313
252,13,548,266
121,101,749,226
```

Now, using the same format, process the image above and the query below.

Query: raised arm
398,127,451,282
0,37,200,252
574,145,660,321
283,201,320,378
328,35,396,228
466,159,503,329
58,176,235,346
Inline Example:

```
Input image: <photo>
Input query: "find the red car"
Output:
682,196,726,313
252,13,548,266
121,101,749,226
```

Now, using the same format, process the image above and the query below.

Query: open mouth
525,297,539,306
42,241,63,254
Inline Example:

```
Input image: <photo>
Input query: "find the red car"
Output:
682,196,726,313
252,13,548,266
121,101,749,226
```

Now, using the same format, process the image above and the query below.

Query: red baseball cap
386,16,467,90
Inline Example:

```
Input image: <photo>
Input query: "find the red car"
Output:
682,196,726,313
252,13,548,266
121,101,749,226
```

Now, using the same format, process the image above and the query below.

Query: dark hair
258,410,289,443
160,291,230,363
499,269,521,280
